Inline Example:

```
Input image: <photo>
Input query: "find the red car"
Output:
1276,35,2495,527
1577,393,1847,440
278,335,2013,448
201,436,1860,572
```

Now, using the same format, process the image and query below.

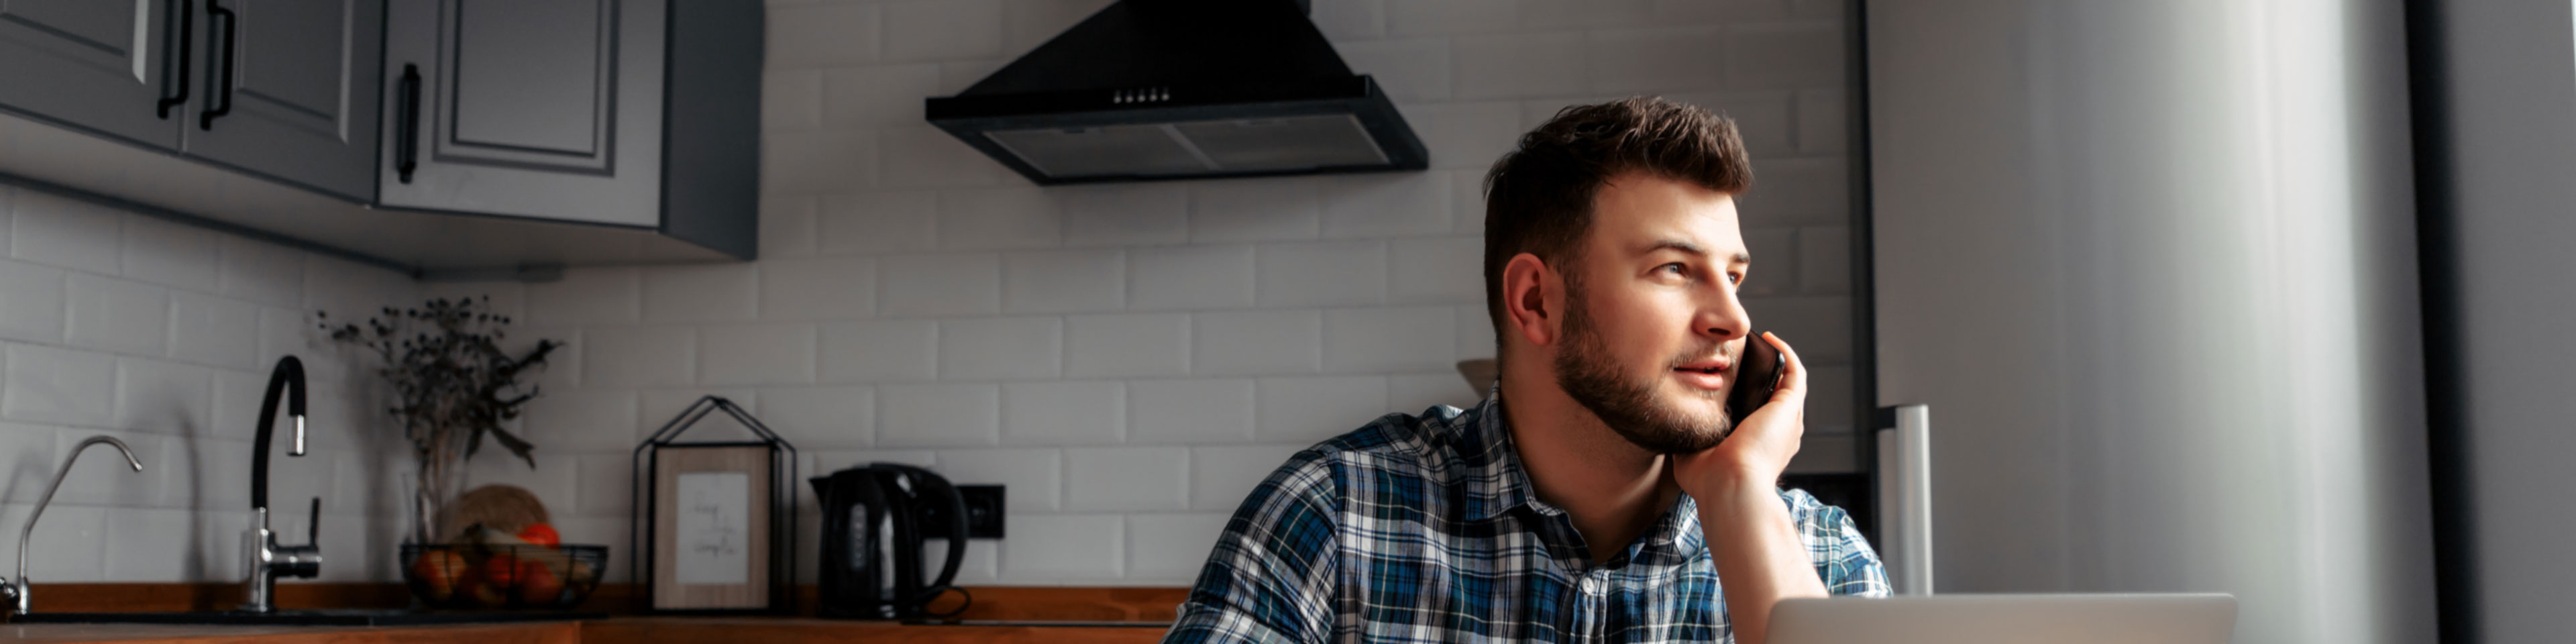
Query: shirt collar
1460,387,1706,560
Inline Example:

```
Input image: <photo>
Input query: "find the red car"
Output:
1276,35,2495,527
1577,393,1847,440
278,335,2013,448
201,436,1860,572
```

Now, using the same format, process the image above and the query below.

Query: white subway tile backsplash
1320,174,1451,239
1311,0,1387,39
1188,444,1309,511
165,291,258,370
7,503,105,581
573,453,633,517
118,215,218,291
1740,227,1796,297
0,425,58,504
1065,446,1187,511
1128,378,1254,443
877,383,1002,447
761,195,820,260
1799,225,1850,294
1456,304,1497,359
1390,372,1482,415
1004,250,1123,313
1387,236,1484,303
882,0,1004,62
1256,241,1386,307
757,385,875,449
1455,32,1585,99
938,317,1062,380
526,267,641,327
583,326,697,388
1451,170,1489,235
880,126,1000,189
1334,38,1452,102
812,449,938,474
698,323,818,386
1003,0,1115,54
820,319,938,383
1126,513,1230,582
1323,306,1456,372
767,3,880,68
643,264,759,323
520,389,641,453
1002,514,1120,580
760,257,875,321
1128,246,1254,311
112,358,211,435
1795,89,1847,154
1667,91,1796,160
935,59,1007,96
822,64,943,127
1521,0,1655,27
821,191,940,256
934,447,1058,511
880,253,1002,317
1725,23,1845,90
1654,0,1790,21
1193,310,1321,376
1189,178,1320,243
1065,313,1189,378
1584,26,1727,93
637,388,759,441
764,129,879,193
1386,0,1515,36
1003,380,1123,445
1256,376,1391,445
64,274,167,356
0,260,64,343
938,188,1063,250
1061,184,1189,247
762,70,822,133
53,429,164,507
215,235,303,309
3,343,115,426
1397,101,1523,170
9,191,120,275
102,507,193,581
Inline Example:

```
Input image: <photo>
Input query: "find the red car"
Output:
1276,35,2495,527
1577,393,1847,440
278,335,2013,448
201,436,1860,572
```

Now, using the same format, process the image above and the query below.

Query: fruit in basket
515,557,565,604
466,551,520,606
515,523,560,547
411,550,469,601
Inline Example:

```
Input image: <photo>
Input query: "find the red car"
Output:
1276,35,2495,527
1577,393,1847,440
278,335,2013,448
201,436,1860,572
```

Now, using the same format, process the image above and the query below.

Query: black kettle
810,463,969,620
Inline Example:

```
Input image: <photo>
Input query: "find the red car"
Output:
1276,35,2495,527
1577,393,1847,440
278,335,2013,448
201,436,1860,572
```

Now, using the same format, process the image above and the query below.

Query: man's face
1550,173,1754,454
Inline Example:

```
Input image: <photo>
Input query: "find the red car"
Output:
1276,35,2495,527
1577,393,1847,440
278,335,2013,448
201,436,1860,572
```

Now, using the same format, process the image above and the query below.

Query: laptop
1768,594,2237,644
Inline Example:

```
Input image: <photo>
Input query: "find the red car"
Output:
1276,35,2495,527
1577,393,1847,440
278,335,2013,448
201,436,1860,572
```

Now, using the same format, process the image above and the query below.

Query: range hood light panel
983,114,1391,180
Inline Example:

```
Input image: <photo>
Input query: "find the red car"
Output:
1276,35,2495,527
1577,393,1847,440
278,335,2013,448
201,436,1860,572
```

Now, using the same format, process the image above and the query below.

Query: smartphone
1724,333,1786,424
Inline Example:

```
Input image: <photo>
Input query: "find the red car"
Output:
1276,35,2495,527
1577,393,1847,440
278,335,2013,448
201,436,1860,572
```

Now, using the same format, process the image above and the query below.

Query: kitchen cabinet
180,0,385,201
0,0,383,202
0,0,184,149
375,0,760,260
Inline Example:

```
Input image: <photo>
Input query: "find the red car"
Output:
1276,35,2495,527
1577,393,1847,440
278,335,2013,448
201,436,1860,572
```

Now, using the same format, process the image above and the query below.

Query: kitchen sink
11,608,606,626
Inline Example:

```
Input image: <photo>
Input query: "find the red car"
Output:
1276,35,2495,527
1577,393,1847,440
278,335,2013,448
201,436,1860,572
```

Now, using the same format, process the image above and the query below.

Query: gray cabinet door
377,0,665,227
0,0,183,148
181,0,384,202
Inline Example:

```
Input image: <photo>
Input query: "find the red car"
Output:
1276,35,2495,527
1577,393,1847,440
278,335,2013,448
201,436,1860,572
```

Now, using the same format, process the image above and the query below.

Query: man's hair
1481,96,1754,354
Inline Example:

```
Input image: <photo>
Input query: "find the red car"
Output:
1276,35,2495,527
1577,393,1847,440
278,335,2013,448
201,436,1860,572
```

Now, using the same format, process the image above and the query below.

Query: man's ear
1502,252,1563,349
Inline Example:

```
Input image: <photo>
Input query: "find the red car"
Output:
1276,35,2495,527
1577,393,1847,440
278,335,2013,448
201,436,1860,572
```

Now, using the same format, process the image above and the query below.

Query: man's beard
1551,278,1734,455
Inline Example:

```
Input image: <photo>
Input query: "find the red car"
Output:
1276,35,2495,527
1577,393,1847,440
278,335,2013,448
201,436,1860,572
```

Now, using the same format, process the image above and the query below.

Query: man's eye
1658,263,1688,276
1728,272,1744,284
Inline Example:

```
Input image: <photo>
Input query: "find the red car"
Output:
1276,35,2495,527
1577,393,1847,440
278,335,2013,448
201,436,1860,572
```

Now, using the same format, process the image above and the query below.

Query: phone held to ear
1724,332,1786,425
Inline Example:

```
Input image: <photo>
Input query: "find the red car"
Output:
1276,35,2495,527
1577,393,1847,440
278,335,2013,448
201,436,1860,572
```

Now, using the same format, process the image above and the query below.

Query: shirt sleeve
1780,488,1893,598
1161,448,1345,644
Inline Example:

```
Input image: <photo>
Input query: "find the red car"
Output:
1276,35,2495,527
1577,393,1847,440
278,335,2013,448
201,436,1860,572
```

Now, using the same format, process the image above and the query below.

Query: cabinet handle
197,0,235,131
154,0,192,119
397,64,420,184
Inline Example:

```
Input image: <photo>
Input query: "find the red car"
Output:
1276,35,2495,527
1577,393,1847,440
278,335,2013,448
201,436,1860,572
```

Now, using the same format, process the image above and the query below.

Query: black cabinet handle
198,0,235,130
396,64,420,183
155,0,192,119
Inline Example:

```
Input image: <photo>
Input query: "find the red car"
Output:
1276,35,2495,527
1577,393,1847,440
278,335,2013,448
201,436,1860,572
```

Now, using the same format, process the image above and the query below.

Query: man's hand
1670,331,1827,644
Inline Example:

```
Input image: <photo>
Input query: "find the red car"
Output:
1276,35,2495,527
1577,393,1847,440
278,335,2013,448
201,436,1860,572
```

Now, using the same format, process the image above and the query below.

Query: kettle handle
869,463,972,606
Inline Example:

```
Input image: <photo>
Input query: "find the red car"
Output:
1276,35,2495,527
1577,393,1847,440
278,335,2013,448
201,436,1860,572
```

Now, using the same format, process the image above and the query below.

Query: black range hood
924,0,1428,185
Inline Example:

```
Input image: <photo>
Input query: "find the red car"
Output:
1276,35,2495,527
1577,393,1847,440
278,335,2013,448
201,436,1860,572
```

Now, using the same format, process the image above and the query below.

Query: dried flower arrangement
317,295,561,543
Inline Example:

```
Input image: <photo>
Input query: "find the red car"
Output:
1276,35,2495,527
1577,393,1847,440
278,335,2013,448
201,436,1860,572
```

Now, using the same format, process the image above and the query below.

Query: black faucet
244,356,320,612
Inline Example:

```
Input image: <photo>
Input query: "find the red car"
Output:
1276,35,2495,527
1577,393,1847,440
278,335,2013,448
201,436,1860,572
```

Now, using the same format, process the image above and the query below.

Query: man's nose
1698,286,1751,340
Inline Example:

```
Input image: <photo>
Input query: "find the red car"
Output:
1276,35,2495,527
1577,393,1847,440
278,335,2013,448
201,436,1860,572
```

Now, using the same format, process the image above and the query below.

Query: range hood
924,0,1428,184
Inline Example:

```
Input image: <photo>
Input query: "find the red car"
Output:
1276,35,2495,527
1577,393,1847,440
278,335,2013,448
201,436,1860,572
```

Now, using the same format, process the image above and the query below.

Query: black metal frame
629,396,798,615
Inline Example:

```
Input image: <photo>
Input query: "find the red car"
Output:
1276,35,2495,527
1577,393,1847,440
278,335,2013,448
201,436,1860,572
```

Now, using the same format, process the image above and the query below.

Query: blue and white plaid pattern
1163,394,1889,643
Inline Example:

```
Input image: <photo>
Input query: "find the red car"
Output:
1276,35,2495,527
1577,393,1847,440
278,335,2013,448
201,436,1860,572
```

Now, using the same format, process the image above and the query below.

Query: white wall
1868,1,2435,643
0,184,420,584
2419,2,2576,642
428,0,1864,586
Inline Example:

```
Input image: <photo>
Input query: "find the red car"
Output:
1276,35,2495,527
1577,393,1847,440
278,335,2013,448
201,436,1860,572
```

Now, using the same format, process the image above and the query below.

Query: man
1162,97,1888,644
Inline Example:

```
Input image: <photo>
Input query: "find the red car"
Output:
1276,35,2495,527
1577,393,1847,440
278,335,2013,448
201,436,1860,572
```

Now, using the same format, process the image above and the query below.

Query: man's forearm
1699,476,1829,644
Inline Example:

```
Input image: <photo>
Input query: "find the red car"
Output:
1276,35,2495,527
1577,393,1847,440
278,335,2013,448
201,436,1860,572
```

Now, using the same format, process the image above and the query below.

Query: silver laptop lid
1768,593,2237,644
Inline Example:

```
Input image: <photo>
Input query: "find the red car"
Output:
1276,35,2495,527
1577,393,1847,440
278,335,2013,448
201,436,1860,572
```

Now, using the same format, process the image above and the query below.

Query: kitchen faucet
243,356,320,613
1,435,144,615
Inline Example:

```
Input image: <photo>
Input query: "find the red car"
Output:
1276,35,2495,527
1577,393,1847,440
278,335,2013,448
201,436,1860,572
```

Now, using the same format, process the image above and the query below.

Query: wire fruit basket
401,543,606,609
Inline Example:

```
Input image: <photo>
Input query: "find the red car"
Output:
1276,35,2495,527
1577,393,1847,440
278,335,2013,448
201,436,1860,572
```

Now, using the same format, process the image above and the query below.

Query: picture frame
631,396,798,614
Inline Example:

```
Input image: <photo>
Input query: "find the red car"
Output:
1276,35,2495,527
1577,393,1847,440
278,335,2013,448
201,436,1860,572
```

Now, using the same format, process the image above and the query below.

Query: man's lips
1671,358,1732,390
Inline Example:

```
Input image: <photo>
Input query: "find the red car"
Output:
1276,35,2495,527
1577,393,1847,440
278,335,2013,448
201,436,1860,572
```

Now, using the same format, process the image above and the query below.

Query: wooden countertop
0,618,1170,644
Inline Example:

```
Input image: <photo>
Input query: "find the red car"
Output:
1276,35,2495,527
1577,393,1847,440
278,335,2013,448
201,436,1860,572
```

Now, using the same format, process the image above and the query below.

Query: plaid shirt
1163,394,1889,644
